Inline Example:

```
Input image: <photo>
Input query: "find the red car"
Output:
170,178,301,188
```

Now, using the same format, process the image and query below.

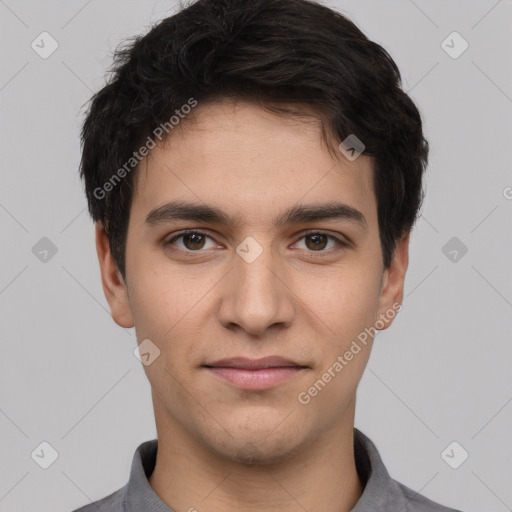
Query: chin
206,425,306,467
227,439,293,467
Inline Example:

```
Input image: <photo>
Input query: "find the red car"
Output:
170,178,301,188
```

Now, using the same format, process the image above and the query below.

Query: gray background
0,1,511,511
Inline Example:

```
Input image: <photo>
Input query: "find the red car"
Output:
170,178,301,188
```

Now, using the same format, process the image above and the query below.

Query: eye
165,230,218,251
293,231,349,252
164,229,350,254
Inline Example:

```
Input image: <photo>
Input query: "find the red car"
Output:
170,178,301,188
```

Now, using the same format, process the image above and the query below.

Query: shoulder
69,438,157,512
396,479,463,512
353,429,463,512
70,485,125,512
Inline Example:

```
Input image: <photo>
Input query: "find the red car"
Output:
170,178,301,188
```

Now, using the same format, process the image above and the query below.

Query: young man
73,0,462,510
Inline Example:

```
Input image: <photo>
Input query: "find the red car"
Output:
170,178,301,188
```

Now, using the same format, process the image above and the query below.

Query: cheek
126,245,197,332
295,272,380,414
298,263,382,340
127,262,213,375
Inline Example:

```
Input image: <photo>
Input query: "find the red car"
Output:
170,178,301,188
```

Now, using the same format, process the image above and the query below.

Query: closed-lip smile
203,356,308,390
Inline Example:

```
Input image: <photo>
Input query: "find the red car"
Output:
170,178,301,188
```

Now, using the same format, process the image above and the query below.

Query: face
97,98,409,465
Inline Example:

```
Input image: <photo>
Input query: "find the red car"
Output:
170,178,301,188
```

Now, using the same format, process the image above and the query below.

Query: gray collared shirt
71,429,462,512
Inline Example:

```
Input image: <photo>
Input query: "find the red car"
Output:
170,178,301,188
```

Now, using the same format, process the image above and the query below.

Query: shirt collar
122,428,409,511
351,429,410,511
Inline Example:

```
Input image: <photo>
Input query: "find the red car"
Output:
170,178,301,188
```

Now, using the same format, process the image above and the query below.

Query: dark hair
80,0,429,280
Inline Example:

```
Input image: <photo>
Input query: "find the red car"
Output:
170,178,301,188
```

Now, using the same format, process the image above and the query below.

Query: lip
203,356,307,390
206,356,303,369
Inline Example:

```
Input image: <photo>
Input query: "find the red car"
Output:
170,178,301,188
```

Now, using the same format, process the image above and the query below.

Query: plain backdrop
0,1,511,511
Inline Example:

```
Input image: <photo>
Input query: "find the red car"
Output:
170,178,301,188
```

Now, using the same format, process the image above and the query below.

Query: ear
376,231,410,331
95,222,134,328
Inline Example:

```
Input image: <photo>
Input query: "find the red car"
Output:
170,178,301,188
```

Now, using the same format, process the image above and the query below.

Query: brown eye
181,232,206,250
166,230,217,251
295,231,348,253
305,233,329,251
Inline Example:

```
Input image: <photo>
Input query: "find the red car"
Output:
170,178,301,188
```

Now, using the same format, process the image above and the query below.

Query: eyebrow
145,200,367,230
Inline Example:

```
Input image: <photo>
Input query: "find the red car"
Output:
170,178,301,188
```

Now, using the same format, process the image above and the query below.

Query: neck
148,400,364,512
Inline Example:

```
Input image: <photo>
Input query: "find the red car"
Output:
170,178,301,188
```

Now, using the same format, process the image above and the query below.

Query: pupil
185,233,204,250
307,234,327,250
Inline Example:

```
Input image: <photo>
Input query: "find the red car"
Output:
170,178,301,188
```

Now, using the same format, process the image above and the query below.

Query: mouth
203,356,308,390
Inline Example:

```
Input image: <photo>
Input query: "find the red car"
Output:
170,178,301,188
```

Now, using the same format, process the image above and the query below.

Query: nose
217,242,295,337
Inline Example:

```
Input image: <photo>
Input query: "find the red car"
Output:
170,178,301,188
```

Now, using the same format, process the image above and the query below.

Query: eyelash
164,229,350,254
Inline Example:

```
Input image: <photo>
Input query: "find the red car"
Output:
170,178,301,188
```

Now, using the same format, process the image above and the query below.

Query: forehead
131,99,377,229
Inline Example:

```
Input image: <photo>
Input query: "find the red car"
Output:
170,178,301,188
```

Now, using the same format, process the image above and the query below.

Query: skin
96,98,409,512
